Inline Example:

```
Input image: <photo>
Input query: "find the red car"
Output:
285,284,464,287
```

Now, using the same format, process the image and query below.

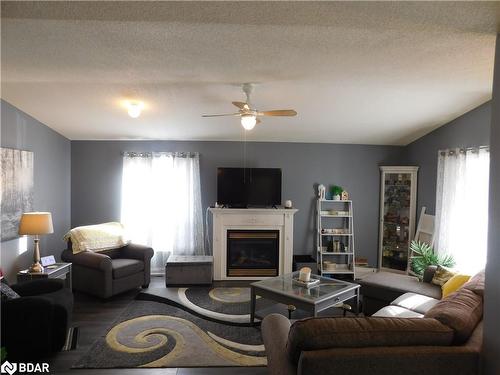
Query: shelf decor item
333,240,341,252
331,185,343,201
323,261,337,272
18,212,54,273
298,267,312,282
292,276,320,289
318,184,326,200
378,166,418,274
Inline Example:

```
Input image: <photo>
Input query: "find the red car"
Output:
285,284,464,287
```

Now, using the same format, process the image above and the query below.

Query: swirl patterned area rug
74,289,266,369
138,286,264,325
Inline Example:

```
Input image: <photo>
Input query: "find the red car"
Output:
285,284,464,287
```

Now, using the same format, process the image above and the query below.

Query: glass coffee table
250,271,360,323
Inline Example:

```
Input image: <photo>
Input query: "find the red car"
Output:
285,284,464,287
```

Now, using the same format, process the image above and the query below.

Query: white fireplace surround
209,208,298,280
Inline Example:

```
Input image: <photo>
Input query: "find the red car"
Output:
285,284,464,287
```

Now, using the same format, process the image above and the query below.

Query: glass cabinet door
381,171,414,272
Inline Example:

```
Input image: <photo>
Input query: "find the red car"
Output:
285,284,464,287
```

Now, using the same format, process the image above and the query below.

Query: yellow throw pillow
442,274,471,298
432,265,456,286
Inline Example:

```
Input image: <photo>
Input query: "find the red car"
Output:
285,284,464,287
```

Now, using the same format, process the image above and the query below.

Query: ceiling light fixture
126,101,144,118
241,114,257,130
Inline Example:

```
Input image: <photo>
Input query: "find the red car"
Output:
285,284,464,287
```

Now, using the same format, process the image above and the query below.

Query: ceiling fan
202,83,297,130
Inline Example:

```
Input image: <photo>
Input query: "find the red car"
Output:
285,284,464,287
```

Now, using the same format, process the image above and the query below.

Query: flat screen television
217,168,282,208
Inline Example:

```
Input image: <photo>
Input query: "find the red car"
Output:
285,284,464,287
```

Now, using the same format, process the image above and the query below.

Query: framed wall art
1,147,34,242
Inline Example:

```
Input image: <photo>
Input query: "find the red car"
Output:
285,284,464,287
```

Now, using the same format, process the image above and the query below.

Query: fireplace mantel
209,208,298,280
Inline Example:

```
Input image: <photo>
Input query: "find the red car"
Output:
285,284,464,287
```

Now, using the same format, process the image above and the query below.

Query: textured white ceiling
1,1,499,145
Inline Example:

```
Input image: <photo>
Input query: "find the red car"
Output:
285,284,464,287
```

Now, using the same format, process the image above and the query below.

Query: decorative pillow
442,274,471,298
431,265,456,286
0,281,20,301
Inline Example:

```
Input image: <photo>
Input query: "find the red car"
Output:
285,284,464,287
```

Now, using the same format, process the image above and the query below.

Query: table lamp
18,212,54,273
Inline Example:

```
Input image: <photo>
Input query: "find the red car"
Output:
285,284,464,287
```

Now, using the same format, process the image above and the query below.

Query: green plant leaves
331,185,343,196
409,240,455,277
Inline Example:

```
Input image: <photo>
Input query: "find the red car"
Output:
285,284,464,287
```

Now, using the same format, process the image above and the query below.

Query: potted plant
331,185,343,200
409,240,455,279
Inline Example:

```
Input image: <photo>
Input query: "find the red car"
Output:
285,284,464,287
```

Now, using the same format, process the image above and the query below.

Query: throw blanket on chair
64,222,130,254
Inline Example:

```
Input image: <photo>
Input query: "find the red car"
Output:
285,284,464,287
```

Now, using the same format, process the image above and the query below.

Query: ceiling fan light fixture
241,114,257,130
126,101,144,118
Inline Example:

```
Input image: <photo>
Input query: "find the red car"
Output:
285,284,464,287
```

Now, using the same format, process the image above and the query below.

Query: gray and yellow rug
74,297,266,369
138,286,264,325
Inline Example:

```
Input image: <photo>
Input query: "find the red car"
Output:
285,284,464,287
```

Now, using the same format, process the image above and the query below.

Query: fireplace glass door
226,230,279,277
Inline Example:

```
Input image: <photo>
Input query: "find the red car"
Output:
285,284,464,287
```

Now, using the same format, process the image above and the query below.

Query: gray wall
484,34,500,375
2,91,494,293
71,141,404,266
0,100,71,281
405,102,491,215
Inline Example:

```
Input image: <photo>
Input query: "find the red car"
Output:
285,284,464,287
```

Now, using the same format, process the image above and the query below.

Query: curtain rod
439,146,489,156
121,151,199,158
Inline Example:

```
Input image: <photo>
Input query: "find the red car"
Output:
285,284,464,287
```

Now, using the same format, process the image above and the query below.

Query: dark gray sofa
62,241,154,298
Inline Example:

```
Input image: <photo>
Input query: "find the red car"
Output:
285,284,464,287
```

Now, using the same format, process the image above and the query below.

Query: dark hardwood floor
45,276,268,375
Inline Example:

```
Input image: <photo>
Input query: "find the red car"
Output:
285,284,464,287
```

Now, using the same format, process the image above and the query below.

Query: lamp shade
18,212,54,235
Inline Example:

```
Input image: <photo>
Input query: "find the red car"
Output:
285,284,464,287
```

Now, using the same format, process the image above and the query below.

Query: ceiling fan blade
232,101,248,110
202,113,240,117
258,110,297,117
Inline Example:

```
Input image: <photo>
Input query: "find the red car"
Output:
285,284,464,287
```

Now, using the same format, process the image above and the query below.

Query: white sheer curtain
435,147,489,274
121,152,205,274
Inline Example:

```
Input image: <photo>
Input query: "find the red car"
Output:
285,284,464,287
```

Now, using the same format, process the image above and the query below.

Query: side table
17,262,72,289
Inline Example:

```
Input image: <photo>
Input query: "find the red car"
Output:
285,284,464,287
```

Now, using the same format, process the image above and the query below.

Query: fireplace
226,230,279,277
210,207,297,280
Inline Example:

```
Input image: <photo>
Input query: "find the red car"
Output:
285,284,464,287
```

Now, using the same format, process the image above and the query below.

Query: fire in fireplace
226,230,279,277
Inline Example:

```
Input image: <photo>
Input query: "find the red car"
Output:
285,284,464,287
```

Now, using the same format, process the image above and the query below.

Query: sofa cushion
360,272,442,300
111,259,144,279
286,317,454,365
462,270,485,296
372,305,424,318
390,292,440,314
424,288,483,344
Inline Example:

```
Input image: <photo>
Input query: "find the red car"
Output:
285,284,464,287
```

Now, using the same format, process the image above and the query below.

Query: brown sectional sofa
261,270,484,375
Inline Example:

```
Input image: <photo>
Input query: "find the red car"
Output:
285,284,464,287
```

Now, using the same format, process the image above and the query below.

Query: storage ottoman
165,255,213,286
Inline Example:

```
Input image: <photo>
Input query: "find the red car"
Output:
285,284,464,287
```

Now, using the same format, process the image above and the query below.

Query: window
435,147,489,274
121,152,204,274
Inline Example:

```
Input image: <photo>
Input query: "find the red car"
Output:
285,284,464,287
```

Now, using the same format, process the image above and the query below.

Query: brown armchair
61,241,154,298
